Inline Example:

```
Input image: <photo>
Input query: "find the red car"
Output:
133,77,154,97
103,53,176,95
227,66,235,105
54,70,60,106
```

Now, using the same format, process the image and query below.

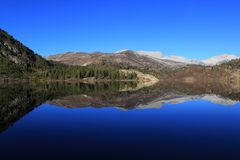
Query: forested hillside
0,29,138,82
36,64,137,81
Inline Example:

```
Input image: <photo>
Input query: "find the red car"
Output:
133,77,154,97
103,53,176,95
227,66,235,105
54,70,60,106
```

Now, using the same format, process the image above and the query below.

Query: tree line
37,64,138,81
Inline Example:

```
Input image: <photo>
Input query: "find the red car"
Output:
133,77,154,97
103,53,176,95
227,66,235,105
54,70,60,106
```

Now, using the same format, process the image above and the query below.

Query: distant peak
114,49,131,53
208,54,238,59
202,54,239,66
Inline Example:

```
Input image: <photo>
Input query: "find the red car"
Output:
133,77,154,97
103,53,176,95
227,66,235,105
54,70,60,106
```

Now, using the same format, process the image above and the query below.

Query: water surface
0,82,239,160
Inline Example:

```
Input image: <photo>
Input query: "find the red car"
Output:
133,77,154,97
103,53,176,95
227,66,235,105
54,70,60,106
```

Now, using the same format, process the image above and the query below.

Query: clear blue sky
1,0,240,59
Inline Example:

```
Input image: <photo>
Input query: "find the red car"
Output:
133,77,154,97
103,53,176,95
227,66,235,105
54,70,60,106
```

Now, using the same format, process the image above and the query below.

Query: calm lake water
0,82,240,160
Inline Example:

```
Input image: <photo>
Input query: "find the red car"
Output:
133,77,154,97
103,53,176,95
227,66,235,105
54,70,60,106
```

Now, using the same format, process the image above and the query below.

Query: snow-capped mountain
167,54,239,66
129,50,239,66
202,54,239,66
48,49,239,69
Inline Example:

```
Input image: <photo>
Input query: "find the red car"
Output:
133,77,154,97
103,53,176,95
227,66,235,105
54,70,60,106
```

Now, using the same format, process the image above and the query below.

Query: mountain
202,54,239,66
1,28,239,82
48,50,239,70
47,50,187,70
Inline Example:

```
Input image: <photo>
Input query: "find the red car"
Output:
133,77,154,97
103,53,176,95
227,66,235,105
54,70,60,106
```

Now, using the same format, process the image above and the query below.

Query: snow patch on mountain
115,49,130,53
114,49,239,66
161,56,203,65
136,51,164,59
202,54,239,66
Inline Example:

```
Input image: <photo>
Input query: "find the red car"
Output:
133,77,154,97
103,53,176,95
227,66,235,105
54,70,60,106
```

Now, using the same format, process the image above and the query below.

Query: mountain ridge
48,50,186,70
48,50,239,69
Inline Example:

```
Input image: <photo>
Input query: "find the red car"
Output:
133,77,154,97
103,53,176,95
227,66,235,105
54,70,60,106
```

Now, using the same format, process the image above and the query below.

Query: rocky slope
0,29,48,67
0,29,51,80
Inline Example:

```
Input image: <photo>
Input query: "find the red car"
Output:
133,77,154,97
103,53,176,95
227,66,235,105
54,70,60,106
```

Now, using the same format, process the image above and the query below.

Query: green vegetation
34,63,138,81
0,58,138,81
0,57,138,81
0,57,23,76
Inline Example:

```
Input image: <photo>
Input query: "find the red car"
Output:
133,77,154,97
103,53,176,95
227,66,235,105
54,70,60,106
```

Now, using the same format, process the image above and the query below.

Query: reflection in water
0,81,239,133
0,81,240,160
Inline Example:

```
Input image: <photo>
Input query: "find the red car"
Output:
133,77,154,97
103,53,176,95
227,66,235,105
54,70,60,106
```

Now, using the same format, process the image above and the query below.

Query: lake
0,82,240,160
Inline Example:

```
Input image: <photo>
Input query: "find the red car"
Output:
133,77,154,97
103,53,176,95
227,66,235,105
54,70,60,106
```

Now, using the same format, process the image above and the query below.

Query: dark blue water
1,100,240,160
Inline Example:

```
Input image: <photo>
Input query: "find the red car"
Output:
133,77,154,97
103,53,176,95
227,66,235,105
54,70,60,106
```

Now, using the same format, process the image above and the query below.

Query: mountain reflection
0,81,239,133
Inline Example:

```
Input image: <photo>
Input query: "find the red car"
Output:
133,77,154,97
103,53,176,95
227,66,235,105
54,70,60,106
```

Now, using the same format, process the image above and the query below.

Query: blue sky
1,0,240,59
